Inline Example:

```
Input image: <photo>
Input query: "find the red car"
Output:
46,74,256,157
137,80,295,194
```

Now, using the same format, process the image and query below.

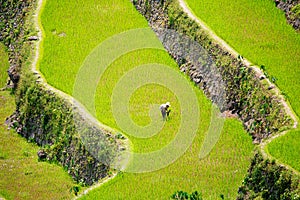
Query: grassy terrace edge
0,91,75,200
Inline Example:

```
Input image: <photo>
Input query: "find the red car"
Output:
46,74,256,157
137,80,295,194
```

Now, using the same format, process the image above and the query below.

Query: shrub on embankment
132,0,292,142
237,151,300,200
0,0,35,89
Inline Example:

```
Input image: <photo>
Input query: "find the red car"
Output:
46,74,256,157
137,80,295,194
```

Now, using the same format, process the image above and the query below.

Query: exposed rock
28,36,39,41
7,67,20,88
268,85,275,90
221,110,238,118
252,138,260,145
259,75,266,80
37,149,47,160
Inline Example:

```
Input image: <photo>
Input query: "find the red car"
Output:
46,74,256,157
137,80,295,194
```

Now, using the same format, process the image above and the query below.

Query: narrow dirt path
178,0,299,173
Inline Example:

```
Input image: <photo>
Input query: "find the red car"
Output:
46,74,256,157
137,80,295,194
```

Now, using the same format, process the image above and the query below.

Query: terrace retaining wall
8,78,119,186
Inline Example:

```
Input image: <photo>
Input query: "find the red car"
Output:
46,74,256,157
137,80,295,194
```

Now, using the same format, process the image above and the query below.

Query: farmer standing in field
160,102,171,120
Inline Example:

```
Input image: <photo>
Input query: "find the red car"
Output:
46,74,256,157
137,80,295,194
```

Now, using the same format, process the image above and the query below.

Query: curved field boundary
30,0,129,194
178,0,299,173
73,172,117,200
33,0,124,137
261,130,300,176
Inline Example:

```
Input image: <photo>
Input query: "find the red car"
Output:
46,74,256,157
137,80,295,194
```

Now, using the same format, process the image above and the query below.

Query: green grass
267,130,300,172
0,43,9,87
0,91,75,200
184,0,300,118
39,0,254,199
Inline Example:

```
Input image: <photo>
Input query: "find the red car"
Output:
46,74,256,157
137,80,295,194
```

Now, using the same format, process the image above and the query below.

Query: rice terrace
0,0,299,199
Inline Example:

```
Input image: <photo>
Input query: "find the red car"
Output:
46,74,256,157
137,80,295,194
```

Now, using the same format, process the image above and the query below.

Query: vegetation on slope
0,91,75,200
161,0,291,141
184,0,300,117
39,0,254,199
0,1,84,198
0,0,35,89
15,75,117,186
237,152,300,200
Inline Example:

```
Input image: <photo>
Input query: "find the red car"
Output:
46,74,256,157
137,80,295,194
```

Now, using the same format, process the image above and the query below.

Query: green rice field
39,0,254,199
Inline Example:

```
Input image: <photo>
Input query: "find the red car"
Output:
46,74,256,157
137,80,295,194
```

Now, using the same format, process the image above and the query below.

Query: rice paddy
38,0,254,199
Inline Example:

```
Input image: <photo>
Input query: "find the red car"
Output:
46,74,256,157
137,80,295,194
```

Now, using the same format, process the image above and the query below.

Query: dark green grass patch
267,130,300,172
184,0,300,117
0,91,76,200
